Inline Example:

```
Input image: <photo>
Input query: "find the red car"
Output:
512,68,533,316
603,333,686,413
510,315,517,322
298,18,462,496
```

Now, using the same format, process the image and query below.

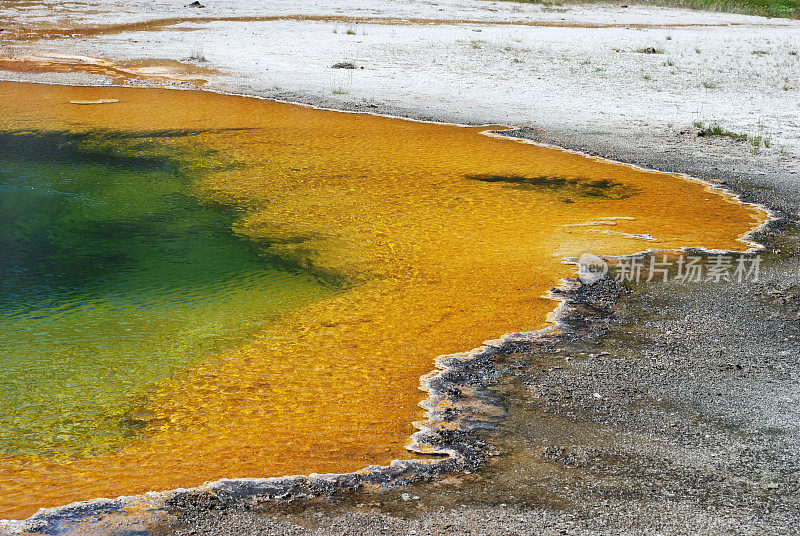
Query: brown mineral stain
0,82,767,519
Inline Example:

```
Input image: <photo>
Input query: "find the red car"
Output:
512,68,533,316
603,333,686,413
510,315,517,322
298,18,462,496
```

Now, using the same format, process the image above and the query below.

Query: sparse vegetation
331,62,357,69
185,43,207,63
498,0,799,19
693,121,772,151
702,80,716,89
186,52,207,63
750,135,771,150
663,59,675,66
694,121,746,140
331,71,352,95
541,4,570,12
502,43,532,56
636,47,664,54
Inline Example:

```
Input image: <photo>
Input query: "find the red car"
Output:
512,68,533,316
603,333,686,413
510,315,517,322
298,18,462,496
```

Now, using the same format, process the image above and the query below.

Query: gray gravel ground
153,127,800,535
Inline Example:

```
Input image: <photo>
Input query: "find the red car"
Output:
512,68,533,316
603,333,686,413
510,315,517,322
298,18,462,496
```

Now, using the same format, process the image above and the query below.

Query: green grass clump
694,121,747,140
749,135,771,150
693,121,772,151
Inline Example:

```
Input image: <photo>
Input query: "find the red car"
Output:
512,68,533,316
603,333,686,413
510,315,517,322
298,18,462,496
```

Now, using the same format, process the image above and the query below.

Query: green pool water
0,130,334,458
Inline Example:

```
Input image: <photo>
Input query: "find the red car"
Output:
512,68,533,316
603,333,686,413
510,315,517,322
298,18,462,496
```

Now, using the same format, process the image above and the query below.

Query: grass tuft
694,121,746,139
750,135,771,150
694,121,772,151
185,43,207,63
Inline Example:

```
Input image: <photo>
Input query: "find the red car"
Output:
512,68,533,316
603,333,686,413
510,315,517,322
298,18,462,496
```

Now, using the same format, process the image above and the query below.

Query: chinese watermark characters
577,253,761,285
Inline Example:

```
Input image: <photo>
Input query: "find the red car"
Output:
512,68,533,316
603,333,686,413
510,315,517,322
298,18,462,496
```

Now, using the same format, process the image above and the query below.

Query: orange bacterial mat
0,82,768,519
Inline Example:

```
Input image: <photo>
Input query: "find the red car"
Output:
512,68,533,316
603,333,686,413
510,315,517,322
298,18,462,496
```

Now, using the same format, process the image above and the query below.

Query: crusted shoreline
0,276,576,534
1,263,643,536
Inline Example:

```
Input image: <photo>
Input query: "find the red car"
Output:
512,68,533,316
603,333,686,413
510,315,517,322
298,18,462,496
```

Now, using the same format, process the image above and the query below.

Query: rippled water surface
0,82,767,519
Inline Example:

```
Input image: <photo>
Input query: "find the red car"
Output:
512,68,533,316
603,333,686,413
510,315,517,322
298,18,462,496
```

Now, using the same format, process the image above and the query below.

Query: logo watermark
577,253,761,285
577,253,609,284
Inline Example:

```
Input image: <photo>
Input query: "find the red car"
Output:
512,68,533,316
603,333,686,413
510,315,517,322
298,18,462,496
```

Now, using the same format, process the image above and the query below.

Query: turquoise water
0,130,333,458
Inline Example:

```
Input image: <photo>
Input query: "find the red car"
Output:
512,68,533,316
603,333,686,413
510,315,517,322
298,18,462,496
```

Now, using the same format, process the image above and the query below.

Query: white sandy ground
0,0,798,171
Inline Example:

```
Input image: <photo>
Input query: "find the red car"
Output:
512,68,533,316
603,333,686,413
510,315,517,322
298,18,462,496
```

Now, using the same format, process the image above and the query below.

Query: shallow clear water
0,130,333,458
